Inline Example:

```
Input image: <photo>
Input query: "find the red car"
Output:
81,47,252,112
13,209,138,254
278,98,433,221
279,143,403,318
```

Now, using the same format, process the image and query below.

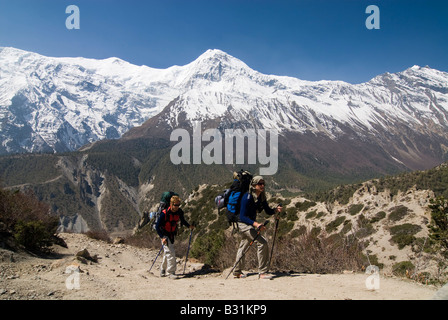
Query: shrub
295,201,316,212
392,261,415,277
370,211,386,223
190,230,226,266
325,216,346,233
389,224,422,249
277,220,294,237
286,207,298,221
305,210,317,219
428,197,448,258
0,187,59,252
270,231,366,273
388,205,409,222
14,220,54,251
348,204,364,215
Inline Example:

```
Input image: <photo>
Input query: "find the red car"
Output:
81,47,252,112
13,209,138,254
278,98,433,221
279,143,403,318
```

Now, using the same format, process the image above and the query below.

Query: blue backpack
224,170,253,227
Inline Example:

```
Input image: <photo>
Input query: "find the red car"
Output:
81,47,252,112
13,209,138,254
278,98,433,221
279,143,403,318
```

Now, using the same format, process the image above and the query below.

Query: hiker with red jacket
155,195,194,279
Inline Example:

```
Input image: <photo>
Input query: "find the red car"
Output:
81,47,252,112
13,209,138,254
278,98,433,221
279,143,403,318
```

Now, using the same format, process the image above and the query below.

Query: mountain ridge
2,46,448,162
1,47,448,236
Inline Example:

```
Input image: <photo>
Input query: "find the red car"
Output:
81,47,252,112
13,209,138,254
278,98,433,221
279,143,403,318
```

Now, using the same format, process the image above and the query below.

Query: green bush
388,205,408,222
0,186,59,252
392,261,415,277
428,197,448,258
370,211,386,223
14,220,54,251
277,220,294,237
286,207,298,221
305,210,317,219
325,216,346,233
389,224,422,249
190,230,225,266
348,204,364,215
295,201,316,212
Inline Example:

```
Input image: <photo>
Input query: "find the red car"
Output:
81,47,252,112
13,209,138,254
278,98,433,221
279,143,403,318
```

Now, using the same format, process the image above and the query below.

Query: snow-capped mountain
3,47,448,233
0,47,182,153
1,47,448,173
158,49,448,138
123,48,448,172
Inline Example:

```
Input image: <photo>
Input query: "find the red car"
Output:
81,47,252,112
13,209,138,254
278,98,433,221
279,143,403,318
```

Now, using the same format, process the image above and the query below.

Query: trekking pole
148,245,164,273
267,214,280,272
267,204,282,272
183,227,194,275
225,220,269,280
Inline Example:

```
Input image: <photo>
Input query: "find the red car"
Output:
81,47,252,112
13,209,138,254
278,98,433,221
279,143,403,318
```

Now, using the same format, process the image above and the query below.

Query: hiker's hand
276,204,283,214
161,237,167,245
189,225,195,230
254,222,266,231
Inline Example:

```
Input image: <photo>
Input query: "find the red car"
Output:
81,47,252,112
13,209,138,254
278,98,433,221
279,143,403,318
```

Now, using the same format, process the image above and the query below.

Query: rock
75,248,98,263
113,237,125,244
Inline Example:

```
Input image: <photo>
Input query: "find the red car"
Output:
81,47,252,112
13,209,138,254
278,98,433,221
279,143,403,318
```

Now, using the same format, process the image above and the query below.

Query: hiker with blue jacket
156,195,194,279
233,176,282,279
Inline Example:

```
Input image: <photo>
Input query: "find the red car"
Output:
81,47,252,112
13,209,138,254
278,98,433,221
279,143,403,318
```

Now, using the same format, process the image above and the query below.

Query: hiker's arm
262,200,276,216
239,194,255,226
179,210,191,228
155,212,165,239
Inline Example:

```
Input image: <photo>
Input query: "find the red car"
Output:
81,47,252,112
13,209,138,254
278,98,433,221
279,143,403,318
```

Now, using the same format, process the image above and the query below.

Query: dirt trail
0,233,439,300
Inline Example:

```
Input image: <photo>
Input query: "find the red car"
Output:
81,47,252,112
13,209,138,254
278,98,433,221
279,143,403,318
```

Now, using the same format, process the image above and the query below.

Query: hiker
155,195,194,279
232,176,282,279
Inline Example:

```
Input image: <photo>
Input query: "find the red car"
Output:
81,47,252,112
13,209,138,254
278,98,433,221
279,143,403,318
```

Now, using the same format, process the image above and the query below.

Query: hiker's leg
163,239,177,275
255,235,269,274
160,246,168,275
233,237,249,275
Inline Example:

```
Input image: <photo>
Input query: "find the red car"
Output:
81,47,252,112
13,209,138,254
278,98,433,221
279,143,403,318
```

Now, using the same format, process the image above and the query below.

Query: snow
1,46,448,153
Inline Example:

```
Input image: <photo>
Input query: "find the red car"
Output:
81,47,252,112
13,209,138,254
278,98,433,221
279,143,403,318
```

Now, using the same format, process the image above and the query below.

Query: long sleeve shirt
155,207,190,243
239,192,275,226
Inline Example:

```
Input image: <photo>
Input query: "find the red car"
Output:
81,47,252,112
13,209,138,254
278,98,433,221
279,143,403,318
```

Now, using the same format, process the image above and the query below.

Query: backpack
215,188,231,210
149,191,178,230
215,170,252,231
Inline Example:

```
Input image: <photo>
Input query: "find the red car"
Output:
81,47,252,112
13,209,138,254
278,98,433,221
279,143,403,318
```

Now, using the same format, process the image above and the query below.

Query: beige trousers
160,238,176,275
233,222,269,275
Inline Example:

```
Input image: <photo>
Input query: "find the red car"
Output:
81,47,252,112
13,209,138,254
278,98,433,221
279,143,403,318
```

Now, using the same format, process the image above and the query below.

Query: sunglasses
172,203,180,207
257,182,265,186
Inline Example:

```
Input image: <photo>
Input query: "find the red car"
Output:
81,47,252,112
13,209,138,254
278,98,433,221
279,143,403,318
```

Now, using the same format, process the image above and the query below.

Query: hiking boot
160,270,166,277
259,273,273,280
233,273,247,279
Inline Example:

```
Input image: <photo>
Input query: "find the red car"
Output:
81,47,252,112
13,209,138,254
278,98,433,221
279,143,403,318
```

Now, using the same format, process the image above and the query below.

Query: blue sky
0,0,447,84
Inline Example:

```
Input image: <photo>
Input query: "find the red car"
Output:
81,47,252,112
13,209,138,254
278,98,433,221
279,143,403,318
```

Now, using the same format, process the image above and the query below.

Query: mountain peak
191,49,251,72
196,49,235,61
200,48,229,57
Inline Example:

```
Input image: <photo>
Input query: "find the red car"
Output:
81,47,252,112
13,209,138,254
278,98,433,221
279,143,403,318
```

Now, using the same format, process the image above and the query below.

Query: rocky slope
287,183,436,277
